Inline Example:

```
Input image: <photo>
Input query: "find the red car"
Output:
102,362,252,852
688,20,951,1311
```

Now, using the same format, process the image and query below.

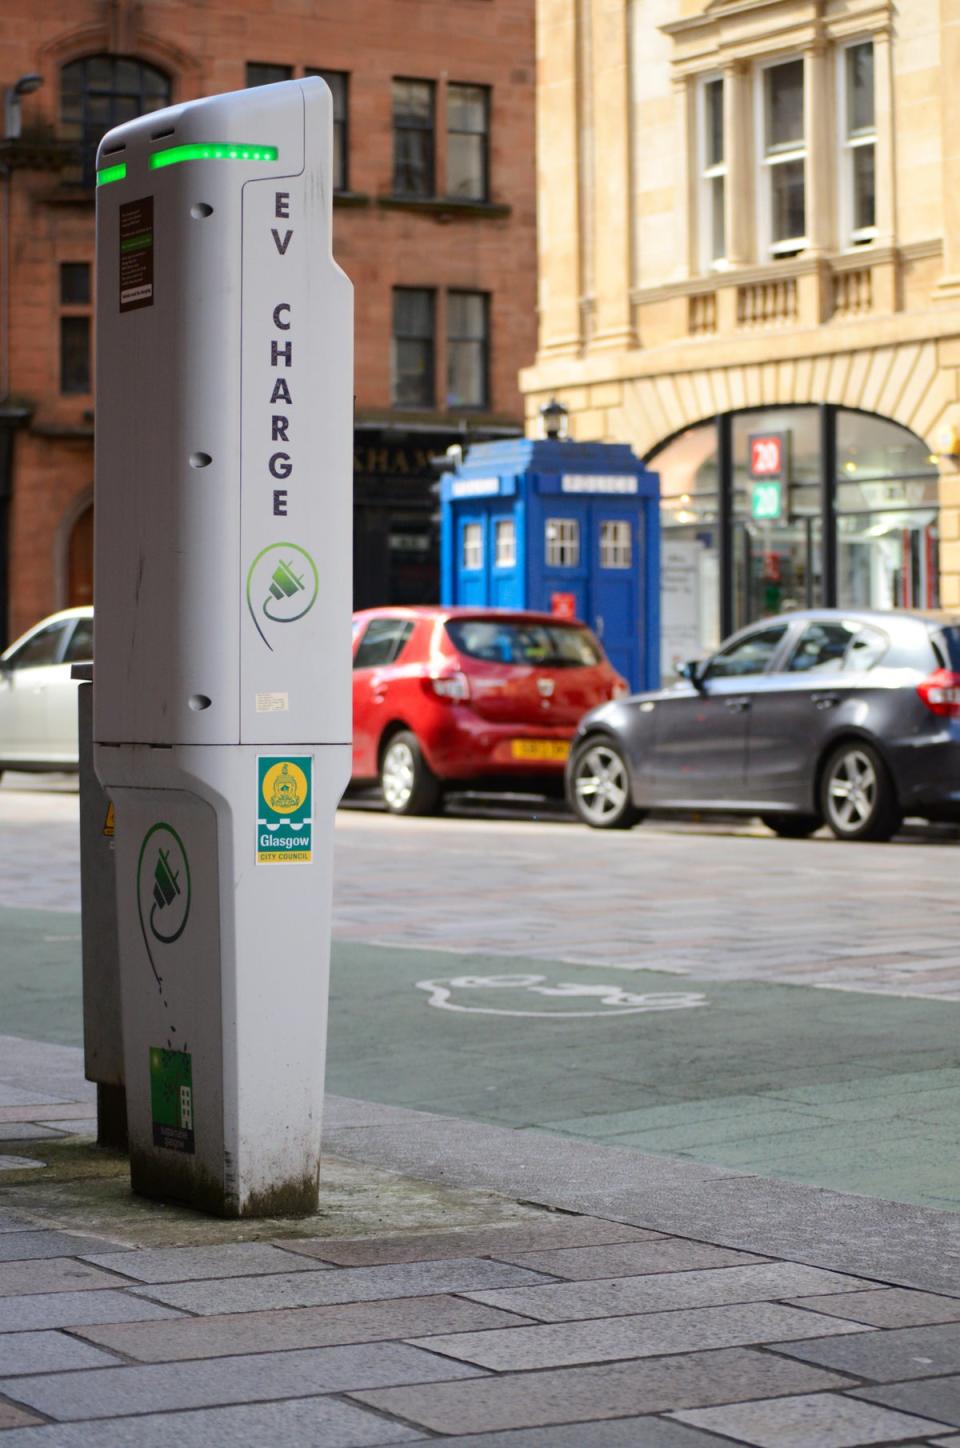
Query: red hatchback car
351,606,629,814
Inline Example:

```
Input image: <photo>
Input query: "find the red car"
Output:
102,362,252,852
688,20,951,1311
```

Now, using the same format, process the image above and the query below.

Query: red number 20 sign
749,434,784,477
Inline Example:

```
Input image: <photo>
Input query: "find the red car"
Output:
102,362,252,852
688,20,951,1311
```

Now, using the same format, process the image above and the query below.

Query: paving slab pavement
1,1039,960,1443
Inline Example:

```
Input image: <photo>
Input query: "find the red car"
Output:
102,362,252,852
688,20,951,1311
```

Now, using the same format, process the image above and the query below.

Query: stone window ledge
377,195,511,220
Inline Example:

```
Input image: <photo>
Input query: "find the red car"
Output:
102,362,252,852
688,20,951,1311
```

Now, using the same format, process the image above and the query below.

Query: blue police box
440,439,661,691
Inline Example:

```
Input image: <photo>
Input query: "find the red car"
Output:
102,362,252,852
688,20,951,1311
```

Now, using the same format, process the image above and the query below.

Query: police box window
392,288,435,408
61,55,170,188
545,518,580,568
393,79,435,196
600,520,632,569
495,518,516,568
462,522,483,570
305,69,348,191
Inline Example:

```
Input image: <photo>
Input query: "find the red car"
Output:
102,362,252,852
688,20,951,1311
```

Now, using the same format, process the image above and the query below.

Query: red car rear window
445,619,602,668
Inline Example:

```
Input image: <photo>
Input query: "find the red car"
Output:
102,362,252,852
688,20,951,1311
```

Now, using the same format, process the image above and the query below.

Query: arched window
61,55,171,187
650,407,940,670
67,502,94,608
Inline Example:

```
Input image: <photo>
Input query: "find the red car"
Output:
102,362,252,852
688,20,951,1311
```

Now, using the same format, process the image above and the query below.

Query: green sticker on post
150,1048,195,1154
257,755,313,864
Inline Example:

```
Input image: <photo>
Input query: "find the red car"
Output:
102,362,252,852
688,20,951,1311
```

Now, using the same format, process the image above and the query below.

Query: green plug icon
153,848,181,911
267,560,305,603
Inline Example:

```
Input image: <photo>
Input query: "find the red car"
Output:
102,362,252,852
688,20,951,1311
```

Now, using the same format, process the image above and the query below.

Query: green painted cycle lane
4,906,960,1210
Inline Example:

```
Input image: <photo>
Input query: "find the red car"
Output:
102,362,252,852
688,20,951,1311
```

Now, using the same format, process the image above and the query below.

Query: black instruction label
119,196,154,313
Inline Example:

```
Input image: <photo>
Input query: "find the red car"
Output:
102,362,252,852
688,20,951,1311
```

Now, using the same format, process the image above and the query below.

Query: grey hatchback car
566,609,960,841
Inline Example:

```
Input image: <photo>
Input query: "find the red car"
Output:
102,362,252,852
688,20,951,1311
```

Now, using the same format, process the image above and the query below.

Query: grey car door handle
811,693,839,709
725,697,751,712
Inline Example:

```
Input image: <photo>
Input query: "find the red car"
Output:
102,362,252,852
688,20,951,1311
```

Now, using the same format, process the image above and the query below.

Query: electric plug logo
137,823,192,986
246,541,319,650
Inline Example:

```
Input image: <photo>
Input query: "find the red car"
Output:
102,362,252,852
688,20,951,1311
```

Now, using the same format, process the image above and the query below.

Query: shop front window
836,411,940,609
650,407,940,679
650,420,719,672
732,406,822,629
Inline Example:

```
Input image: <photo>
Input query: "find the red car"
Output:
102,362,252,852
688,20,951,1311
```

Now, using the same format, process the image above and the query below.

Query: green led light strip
96,163,127,186
150,143,279,170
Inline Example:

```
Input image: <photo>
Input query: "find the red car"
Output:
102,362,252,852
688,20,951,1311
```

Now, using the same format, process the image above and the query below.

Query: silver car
567,608,960,842
0,608,93,777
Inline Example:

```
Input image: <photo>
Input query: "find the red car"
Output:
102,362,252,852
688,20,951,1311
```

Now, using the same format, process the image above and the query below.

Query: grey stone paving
0,1232,123,1263
466,1261,876,1321
0,1216,31,1233
349,1349,851,1435
82,1243,332,1283
850,1374,960,1426
323,1094,960,1296
75,1294,535,1361
0,1124,67,1142
408,1301,869,1372
0,1291,184,1331
0,1402,42,1430
282,1216,659,1266
671,1392,956,1446
776,1320,960,1381
423,1426,740,1448
0,1259,125,1298
489,1238,770,1279
0,1396,423,1447
785,1286,960,1328
0,1331,121,1375
131,1256,558,1314
0,1038,95,1106
0,1342,483,1422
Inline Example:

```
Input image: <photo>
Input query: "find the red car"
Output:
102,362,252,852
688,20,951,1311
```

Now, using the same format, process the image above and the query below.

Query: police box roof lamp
540,397,569,441
3,73,43,141
429,442,464,475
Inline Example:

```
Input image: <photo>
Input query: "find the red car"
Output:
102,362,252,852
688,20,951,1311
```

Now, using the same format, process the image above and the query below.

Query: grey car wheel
820,741,900,842
568,737,644,831
380,731,441,816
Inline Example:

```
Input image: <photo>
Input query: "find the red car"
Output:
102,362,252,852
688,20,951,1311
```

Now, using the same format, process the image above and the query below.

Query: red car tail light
427,670,471,702
917,669,960,718
611,676,630,700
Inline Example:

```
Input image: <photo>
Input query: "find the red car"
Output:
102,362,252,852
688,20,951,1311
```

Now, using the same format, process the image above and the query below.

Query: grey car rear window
787,621,888,675
933,627,960,671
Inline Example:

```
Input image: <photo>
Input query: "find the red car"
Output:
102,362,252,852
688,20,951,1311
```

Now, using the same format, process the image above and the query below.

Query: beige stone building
522,0,960,667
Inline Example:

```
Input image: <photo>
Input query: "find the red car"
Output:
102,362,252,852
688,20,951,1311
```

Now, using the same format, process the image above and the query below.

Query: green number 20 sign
751,480,782,522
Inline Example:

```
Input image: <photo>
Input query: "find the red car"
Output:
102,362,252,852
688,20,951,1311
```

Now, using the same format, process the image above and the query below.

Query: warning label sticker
150,1047,195,1154
257,755,313,864
119,196,154,312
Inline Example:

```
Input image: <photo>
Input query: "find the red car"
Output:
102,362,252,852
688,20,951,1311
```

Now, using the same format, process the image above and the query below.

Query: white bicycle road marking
415,973,707,1018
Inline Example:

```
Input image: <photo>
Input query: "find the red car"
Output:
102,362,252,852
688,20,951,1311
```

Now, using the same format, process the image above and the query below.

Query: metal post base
96,1083,129,1153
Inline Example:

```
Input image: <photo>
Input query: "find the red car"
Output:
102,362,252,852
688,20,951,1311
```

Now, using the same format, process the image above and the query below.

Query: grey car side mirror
678,658,707,691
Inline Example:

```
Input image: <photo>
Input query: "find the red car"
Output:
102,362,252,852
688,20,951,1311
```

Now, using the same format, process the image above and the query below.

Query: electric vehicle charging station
93,78,352,1216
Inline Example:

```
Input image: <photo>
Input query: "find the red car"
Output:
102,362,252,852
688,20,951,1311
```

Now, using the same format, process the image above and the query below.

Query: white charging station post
93,78,352,1216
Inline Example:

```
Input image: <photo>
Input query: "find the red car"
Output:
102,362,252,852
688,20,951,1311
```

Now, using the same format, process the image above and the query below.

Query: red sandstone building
0,0,535,644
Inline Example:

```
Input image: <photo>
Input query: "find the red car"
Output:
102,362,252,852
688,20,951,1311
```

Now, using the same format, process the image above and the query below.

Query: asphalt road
3,775,960,1209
